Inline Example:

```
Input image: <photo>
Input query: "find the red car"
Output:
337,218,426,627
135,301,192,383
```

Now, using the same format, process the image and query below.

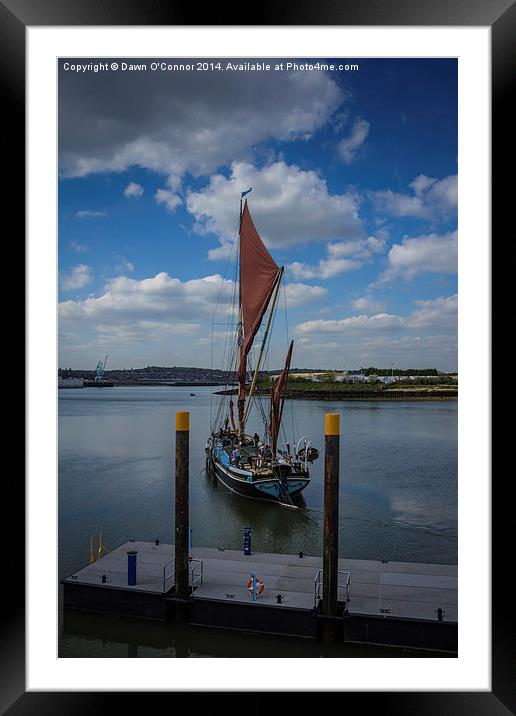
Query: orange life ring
247,576,265,595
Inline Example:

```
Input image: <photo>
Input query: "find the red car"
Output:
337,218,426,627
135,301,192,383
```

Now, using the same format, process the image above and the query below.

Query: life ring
247,576,265,595
297,446,319,463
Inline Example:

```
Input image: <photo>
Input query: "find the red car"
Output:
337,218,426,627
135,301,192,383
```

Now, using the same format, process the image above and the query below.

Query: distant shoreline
214,388,457,401
58,381,237,388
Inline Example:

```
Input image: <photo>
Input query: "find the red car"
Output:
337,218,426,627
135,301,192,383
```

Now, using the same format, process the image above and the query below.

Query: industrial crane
94,355,109,382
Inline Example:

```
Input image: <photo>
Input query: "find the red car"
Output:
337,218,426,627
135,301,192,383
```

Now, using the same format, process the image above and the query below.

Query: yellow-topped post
175,411,190,607
176,411,189,432
325,413,340,436
322,413,340,640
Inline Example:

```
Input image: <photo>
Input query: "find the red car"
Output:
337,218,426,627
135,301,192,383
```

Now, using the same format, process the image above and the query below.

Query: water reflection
61,611,448,659
59,386,457,656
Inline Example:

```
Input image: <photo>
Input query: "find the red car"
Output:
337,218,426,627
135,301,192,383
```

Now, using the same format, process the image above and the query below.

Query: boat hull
206,452,309,504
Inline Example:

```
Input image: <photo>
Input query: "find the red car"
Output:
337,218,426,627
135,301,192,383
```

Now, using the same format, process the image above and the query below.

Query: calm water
58,386,457,658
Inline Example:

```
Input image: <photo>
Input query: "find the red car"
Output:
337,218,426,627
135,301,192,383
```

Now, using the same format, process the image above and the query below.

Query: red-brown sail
237,201,280,426
270,340,294,454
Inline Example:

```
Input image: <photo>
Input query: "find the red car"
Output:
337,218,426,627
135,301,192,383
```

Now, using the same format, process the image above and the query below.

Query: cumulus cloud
370,174,457,221
284,282,327,307
350,296,387,314
187,161,364,258
59,272,235,325
406,294,458,329
155,188,182,213
59,64,343,179
124,182,144,198
337,118,370,163
60,264,93,291
288,233,387,280
59,270,328,352
297,313,405,335
288,331,457,371
295,294,457,336
378,230,457,282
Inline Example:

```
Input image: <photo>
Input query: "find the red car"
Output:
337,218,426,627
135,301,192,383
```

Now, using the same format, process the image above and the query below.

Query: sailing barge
205,194,318,506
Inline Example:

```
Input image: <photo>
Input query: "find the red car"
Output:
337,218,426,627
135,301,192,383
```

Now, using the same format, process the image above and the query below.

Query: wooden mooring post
322,413,340,641
175,411,190,615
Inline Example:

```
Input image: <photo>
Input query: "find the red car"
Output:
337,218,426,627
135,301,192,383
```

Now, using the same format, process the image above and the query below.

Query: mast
237,198,244,435
243,266,283,425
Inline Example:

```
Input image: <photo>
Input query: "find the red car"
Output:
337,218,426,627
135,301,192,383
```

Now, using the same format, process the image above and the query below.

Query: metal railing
162,558,175,592
189,558,203,588
162,557,203,592
313,569,351,608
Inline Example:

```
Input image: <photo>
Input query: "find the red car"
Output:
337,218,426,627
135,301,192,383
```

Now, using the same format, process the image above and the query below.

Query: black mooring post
175,411,190,605
322,413,340,641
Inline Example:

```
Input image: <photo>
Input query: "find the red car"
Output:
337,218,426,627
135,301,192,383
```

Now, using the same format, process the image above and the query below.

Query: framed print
5,0,508,709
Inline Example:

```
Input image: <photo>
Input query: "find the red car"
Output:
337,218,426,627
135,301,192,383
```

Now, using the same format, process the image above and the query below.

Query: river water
58,386,457,658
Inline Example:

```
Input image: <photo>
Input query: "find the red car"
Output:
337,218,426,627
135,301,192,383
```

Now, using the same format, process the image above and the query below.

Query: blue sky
58,58,457,371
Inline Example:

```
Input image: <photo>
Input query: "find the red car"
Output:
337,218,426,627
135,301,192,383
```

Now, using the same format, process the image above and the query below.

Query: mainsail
270,340,294,454
237,201,280,428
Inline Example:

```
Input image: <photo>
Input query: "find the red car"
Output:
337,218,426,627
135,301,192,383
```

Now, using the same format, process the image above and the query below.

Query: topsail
270,340,294,455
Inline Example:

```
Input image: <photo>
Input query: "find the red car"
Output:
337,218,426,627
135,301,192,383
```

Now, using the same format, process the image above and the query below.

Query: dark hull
206,452,309,504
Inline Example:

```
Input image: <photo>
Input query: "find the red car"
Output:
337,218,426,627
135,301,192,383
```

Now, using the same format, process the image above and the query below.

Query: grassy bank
216,377,458,400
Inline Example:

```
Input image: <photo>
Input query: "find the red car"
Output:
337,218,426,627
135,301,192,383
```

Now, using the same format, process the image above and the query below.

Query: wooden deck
63,541,457,623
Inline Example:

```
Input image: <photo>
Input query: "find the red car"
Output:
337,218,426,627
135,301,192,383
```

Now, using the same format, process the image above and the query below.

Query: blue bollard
251,571,257,601
244,527,252,556
189,527,193,549
127,550,137,586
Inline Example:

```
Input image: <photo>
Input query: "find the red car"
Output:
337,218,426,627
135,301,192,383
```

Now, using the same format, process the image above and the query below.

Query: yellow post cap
325,413,340,435
176,411,190,431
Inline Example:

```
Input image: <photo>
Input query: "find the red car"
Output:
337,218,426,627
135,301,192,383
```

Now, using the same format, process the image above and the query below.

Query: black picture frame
6,0,506,711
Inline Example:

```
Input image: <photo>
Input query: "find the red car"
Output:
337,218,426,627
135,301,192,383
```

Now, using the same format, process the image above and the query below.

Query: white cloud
59,68,343,179
406,294,458,329
59,269,329,357
295,294,457,336
337,118,370,163
284,282,327,307
350,296,387,314
288,233,387,280
155,188,182,213
379,230,457,282
59,272,235,325
69,241,88,253
60,264,93,291
124,182,144,198
187,161,364,258
76,210,106,218
287,332,457,372
371,174,457,221
297,313,405,335
289,258,361,280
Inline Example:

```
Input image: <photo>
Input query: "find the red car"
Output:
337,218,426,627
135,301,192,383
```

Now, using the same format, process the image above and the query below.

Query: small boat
190,393,197,396
205,192,318,506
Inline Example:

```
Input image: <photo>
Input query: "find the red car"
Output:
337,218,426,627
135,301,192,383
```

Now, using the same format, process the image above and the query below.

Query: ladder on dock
162,557,203,593
314,569,351,609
